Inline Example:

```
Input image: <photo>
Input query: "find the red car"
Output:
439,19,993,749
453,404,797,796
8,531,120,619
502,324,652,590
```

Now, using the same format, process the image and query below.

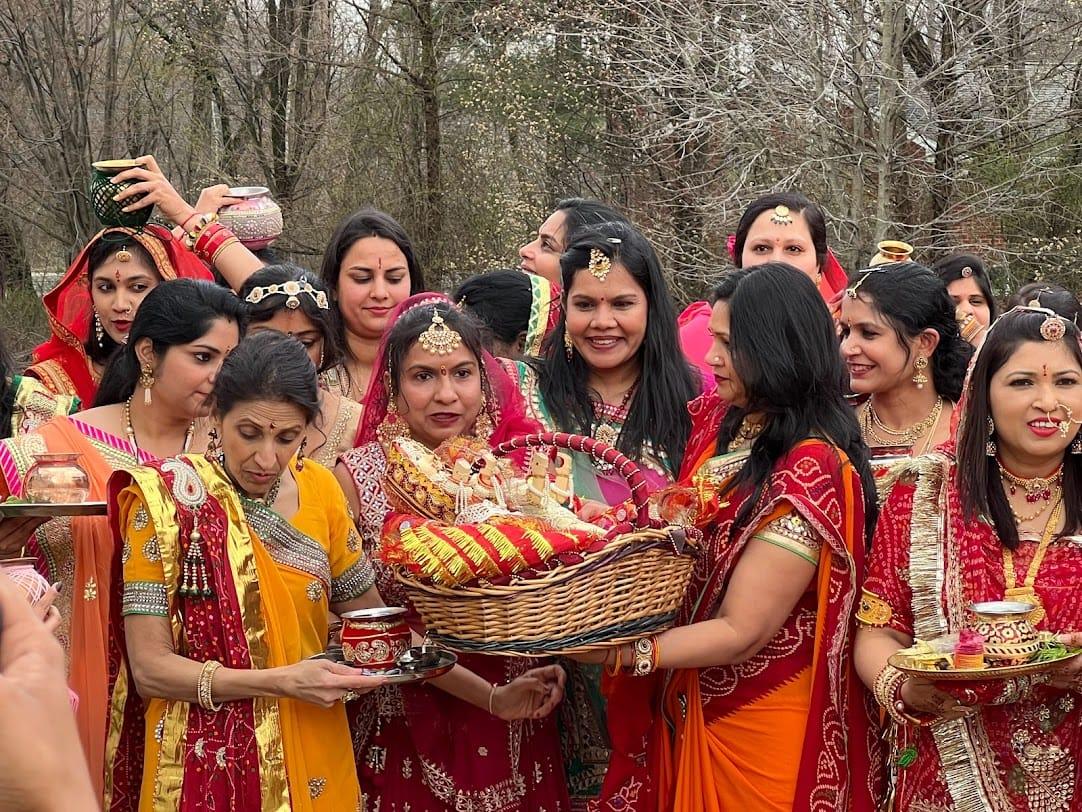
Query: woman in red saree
27,154,264,406
335,293,570,811
855,306,1082,811
595,263,881,811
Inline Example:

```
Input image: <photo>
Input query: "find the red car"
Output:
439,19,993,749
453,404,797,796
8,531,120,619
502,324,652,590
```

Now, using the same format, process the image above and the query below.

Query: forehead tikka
770,205,793,226
418,309,463,356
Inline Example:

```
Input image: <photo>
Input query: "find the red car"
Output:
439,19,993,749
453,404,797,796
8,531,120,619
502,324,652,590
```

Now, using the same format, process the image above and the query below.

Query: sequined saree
860,453,1082,811
104,456,373,811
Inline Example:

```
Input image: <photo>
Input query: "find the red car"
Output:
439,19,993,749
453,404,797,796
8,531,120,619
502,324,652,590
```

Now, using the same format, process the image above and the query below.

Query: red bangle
194,224,237,264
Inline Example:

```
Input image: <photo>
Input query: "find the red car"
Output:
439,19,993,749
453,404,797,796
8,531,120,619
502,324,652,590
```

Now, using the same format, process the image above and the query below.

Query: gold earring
474,392,494,441
986,417,997,457
94,312,105,349
295,436,307,471
205,427,222,463
912,356,929,390
564,330,574,362
139,364,155,406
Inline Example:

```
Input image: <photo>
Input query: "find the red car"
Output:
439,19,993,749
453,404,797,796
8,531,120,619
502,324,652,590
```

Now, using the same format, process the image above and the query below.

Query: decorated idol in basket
379,430,700,656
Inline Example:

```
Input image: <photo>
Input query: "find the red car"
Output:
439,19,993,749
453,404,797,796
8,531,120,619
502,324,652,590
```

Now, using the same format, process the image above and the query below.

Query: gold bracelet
183,213,219,250
210,236,239,265
197,660,223,712
632,636,658,676
487,683,497,716
874,662,933,727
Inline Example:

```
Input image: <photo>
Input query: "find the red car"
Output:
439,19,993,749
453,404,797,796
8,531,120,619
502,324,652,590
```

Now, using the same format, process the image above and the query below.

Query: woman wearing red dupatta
855,306,1082,811
594,264,882,812
26,225,212,406
335,293,570,812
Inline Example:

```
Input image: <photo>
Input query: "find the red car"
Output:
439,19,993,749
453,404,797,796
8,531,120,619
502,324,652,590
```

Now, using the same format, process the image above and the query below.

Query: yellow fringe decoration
477,523,529,570
440,525,500,579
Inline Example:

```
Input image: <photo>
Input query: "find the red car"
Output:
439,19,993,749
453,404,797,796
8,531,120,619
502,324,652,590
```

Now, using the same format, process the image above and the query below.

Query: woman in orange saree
594,264,882,811
0,281,245,799
105,332,384,811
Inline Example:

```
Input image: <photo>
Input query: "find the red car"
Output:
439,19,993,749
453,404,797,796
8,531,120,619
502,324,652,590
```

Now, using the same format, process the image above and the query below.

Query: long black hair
212,330,321,424
733,192,828,272
1007,282,1081,326
713,263,878,541
932,253,999,321
83,237,159,365
453,269,533,352
538,221,698,476
95,280,248,407
956,308,1082,550
239,264,342,373
844,262,973,401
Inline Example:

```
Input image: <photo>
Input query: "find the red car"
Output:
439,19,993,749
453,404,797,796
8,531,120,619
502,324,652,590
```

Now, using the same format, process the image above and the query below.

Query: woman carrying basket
334,294,570,811
591,263,882,811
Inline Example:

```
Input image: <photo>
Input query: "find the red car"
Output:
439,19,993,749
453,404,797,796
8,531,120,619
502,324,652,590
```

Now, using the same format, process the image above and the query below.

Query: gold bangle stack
873,662,932,727
210,237,239,264
198,660,223,712
632,636,660,676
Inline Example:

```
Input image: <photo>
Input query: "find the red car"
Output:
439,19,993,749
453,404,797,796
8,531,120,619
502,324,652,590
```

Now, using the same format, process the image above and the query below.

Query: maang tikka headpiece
418,308,463,356
244,278,330,311
588,248,612,283
770,205,793,226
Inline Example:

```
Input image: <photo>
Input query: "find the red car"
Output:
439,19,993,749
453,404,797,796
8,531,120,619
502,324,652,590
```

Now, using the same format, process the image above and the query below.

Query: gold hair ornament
244,278,330,310
418,310,462,356
961,265,974,278
588,248,612,283
115,248,132,263
770,205,793,226
845,267,887,299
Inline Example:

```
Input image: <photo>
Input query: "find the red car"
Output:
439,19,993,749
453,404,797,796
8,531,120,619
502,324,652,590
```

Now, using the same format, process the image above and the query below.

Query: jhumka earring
295,437,308,471
912,356,929,389
986,417,997,457
474,391,494,441
205,427,222,464
94,312,105,349
377,375,409,445
1072,433,1082,455
564,330,575,362
139,364,155,407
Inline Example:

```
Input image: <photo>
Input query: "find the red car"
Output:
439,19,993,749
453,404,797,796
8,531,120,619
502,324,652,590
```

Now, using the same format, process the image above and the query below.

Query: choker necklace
124,397,196,463
860,396,944,450
998,460,1063,503
591,382,638,473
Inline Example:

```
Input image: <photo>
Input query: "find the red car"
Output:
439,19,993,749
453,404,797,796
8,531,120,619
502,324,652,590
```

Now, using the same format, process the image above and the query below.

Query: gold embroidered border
189,456,290,812
905,454,1011,812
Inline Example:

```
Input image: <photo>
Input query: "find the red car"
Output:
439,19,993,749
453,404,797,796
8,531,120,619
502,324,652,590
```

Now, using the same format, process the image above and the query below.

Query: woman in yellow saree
105,332,385,811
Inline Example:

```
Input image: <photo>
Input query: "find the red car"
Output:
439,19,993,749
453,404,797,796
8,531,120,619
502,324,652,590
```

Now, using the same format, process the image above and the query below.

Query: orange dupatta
0,417,122,798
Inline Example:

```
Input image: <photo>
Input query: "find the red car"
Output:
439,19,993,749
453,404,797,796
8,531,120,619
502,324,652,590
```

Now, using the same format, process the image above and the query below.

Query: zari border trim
904,454,1005,812
524,273,553,357
188,455,290,812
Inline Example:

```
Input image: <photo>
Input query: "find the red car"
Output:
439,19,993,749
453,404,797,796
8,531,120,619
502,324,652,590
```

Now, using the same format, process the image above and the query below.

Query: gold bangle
487,683,497,716
198,660,223,712
874,662,933,727
210,237,239,265
605,647,623,677
632,636,658,677
183,212,220,249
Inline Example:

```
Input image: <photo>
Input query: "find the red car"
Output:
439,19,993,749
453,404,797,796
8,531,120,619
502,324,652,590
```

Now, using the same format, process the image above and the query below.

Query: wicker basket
394,432,699,656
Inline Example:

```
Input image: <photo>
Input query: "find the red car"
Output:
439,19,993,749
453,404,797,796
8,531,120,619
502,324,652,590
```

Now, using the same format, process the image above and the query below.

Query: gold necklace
1003,497,1063,625
861,396,944,448
998,460,1063,502
728,417,764,451
124,397,196,463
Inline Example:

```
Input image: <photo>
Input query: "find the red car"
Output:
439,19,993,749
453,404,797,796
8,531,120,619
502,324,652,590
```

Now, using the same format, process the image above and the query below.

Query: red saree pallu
597,436,882,812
